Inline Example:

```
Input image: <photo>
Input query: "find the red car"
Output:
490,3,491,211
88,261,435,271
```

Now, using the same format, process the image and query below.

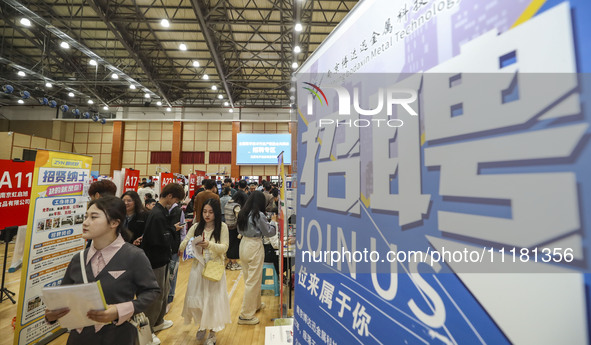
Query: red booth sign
0,160,35,228
123,169,140,193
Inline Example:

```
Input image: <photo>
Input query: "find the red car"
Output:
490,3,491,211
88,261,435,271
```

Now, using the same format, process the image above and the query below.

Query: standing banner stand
159,172,175,192
122,168,140,193
14,150,92,345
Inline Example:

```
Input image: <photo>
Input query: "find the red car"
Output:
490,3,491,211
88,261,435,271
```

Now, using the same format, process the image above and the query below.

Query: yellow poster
14,150,93,345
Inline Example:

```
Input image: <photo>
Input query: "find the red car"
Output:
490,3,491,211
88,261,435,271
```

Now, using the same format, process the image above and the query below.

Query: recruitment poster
295,0,591,344
14,150,92,345
0,159,35,229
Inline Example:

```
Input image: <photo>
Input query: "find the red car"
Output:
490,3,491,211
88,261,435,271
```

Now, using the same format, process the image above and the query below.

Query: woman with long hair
121,191,147,244
178,198,231,345
236,191,276,325
45,196,160,344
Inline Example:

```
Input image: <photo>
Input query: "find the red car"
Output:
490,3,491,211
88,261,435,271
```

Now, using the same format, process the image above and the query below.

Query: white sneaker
205,333,216,345
150,333,161,345
153,319,173,332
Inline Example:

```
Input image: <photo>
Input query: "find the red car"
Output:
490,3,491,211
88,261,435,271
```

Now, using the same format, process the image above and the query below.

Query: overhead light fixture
291,76,297,81
290,96,296,101
156,101,162,106
130,84,136,89
88,100,94,104
211,85,217,91
144,93,150,98
45,82,52,88
179,43,187,51
294,45,301,53
20,18,31,27
217,94,223,99
68,92,75,97
17,71,25,77
103,105,109,110
229,108,234,113
18,99,24,104
290,87,295,92
223,101,229,106
203,74,209,80
166,107,172,112
161,19,170,27
111,73,119,79
89,59,97,66
193,60,200,67
60,42,70,49
292,62,298,69
294,23,303,32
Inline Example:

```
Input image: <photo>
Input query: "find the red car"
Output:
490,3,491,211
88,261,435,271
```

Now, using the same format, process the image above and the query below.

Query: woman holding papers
178,198,231,345
45,196,160,344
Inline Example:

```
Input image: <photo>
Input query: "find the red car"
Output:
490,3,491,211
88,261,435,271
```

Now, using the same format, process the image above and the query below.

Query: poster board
14,150,92,344
295,0,591,344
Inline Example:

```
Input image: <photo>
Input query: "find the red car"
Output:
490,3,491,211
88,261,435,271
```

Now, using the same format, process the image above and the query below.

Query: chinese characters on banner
14,150,92,345
0,160,34,229
122,168,140,193
188,174,197,198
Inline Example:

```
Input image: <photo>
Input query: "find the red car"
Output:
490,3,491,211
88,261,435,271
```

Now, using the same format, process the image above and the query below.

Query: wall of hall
0,131,73,160
71,122,113,175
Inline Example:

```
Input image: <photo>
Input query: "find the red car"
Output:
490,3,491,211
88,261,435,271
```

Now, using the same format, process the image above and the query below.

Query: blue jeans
168,254,179,304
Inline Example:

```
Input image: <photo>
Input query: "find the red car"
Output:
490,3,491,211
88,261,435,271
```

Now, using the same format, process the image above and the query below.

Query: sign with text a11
0,160,34,228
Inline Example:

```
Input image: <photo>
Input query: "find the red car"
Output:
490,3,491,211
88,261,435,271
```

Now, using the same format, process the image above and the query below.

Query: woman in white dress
178,198,231,345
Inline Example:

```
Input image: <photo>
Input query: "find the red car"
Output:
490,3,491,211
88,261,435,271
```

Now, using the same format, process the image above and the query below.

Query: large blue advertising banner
295,0,591,344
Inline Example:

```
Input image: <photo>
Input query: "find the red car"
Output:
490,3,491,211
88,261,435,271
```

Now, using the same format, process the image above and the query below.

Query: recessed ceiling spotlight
294,45,301,53
179,43,187,51
203,74,209,80
292,62,298,69
211,85,217,91
103,105,109,110
111,73,119,79
193,60,200,67
130,84,136,89
294,23,303,32
20,18,31,27
18,99,24,104
60,41,70,49
229,108,234,113
89,59,97,66
68,92,75,97
217,94,223,99
156,101,162,106
223,101,229,106
166,107,172,112
290,87,295,92
290,95,295,101
45,82,52,88
161,19,170,27
17,71,25,77
145,93,150,98
88,100,94,104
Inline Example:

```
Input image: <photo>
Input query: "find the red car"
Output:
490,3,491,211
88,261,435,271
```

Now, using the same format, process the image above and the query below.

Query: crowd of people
45,177,281,345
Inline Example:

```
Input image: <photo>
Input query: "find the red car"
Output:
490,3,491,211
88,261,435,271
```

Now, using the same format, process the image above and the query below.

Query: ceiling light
294,23,303,32
60,42,70,49
103,105,109,110
68,92,74,97
20,18,31,27
88,100,94,104
292,62,298,69
203,74,209,80
290,87,295,92
111,73,119,79
45,82,52,88
161,19,170,27
145,93,150,98
166,107,172,112
291,76,297,81
217,94,223,99
130,84,136,89
17,71,25,77
89,59,97,66
179,43,187,51
211,85,217,91
156,101,162,106
18,99,24,104
290,96,296,101
229,108,234,113
223,101,229,106
294,45,301,53
193,60,200,67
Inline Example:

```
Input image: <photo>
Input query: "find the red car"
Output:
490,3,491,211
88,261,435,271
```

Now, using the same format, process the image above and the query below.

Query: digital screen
236,133,291,165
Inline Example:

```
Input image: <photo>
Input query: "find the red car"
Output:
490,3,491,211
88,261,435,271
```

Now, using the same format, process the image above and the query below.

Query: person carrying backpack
224,190,247,270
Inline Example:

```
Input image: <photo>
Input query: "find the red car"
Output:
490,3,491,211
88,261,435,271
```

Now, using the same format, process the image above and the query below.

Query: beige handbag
202,259,224,282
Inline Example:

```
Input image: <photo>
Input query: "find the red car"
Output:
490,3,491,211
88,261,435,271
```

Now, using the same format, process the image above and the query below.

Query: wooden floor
0,241,293,345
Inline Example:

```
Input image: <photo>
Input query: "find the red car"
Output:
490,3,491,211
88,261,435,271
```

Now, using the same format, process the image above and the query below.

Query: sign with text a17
124,169,140,193
0,160,34,228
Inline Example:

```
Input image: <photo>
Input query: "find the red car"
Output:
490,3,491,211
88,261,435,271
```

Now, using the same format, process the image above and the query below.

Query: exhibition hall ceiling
0,0,358,110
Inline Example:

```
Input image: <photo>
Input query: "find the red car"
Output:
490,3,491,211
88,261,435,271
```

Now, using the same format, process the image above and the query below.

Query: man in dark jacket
140,183,184,340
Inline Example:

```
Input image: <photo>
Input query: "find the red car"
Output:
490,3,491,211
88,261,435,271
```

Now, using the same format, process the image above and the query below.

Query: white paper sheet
41,282,107,330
